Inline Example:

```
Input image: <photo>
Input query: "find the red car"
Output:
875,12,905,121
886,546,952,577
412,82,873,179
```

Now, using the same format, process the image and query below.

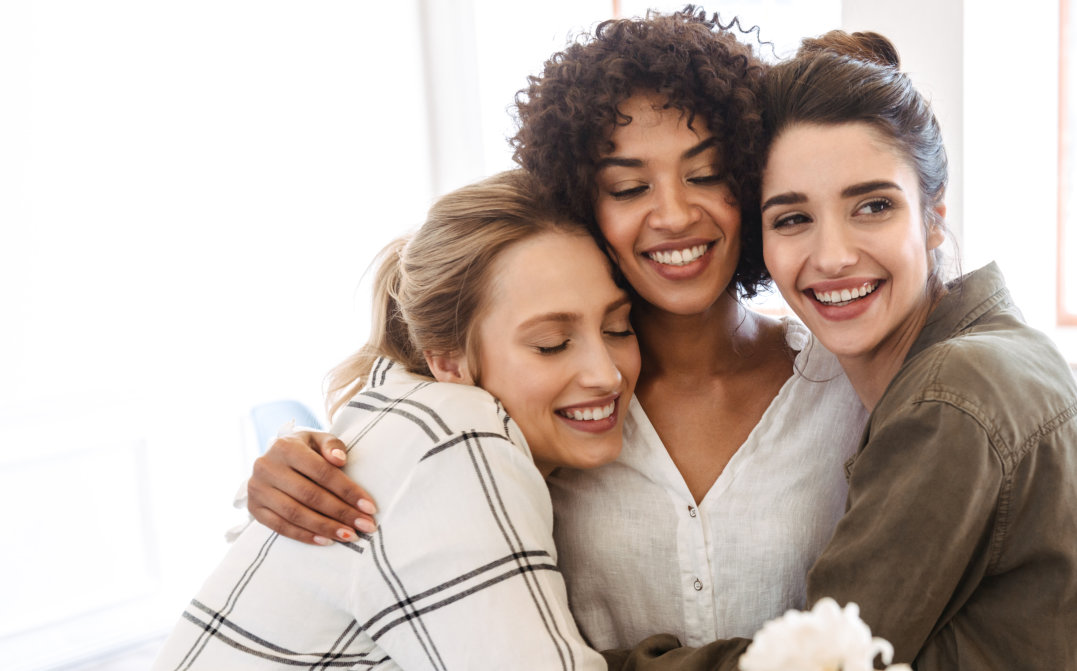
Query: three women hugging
154,8,1077,671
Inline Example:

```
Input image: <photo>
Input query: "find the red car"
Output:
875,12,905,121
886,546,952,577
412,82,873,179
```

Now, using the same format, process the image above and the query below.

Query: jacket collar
905,262,1013,363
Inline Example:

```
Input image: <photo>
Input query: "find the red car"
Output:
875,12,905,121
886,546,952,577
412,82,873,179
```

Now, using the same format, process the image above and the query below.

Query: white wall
843,0,965,247
964,1,1065,350
2,1,1072,668
1,2,433,667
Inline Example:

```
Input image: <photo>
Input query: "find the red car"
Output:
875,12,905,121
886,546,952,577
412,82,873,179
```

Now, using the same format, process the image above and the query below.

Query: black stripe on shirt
368,530,447,670
420,431,509,462
367,558,560,640
466,432,575,670
310,619,360,671
359,549,553,632
177,609,380,667
339,381,432,456
172,533,278,670
346,400,440,443
359,390,454,435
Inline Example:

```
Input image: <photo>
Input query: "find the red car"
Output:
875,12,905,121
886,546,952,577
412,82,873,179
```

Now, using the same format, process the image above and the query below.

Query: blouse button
693,578,703,591
688,506,697,518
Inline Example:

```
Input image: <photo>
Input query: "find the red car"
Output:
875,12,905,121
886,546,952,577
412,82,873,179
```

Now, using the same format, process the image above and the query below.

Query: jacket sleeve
601,636,749,671
804,398,1002,664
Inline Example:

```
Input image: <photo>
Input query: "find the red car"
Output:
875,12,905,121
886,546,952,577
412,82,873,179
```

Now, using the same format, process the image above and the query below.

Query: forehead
482,231,621,324
601,93,711,153
763,122,915,194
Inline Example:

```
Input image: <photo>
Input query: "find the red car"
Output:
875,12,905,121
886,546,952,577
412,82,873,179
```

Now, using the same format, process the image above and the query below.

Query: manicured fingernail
331,448,347,462
358,499,377,515
313,536,332,546
356,518,376,534
336,528,356,542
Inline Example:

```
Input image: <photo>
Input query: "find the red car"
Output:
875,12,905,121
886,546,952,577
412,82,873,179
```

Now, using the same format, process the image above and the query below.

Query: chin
569,444,622,470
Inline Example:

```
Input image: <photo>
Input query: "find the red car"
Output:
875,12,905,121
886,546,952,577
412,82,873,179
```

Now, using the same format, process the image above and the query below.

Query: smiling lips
645,243,710,267
811,280,880,307
556,399,616,422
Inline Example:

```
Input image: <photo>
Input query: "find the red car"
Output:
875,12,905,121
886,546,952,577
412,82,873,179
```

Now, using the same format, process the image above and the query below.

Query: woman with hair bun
153,170,639,670
605,30,1077,670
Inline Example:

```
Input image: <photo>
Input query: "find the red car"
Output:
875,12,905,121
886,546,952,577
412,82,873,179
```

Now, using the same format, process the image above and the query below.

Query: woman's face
593,93,742,316
471,230,640,475
760,122,944,365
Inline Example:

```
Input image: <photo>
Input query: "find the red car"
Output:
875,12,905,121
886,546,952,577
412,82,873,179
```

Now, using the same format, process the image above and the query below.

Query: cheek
475,349,516,400
761,236,801,291
613,343,642,389
595,205,633,254
761,232,783,273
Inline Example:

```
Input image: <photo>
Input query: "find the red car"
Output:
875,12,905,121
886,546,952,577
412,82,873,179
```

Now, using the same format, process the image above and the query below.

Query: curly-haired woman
244,8,868,650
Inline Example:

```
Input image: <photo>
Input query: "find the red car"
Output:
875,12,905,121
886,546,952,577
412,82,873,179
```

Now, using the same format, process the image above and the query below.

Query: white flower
739,598,912,671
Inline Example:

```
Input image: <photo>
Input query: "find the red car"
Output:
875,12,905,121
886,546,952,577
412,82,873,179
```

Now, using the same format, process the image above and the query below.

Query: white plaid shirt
154,358,605,670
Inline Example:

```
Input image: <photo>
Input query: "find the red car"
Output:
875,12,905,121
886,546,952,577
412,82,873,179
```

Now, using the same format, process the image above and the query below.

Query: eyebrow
595,136,720,171
760,180,904,213
841,180,903,198
517,295,633,331
760,191,806,213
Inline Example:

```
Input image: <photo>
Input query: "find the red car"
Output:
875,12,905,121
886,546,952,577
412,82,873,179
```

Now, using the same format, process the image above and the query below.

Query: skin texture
430,230,641,476
594,93,743,318
593,93,794,503
760,122,944,409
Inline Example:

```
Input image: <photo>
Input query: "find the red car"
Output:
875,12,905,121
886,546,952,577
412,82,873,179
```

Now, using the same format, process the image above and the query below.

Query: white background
0,1,1065,668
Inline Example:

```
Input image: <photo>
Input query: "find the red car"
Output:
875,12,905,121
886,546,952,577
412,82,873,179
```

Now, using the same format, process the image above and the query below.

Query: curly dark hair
511,6,771,298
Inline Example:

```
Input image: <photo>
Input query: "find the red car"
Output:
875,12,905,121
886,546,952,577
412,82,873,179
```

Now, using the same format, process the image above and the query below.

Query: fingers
310,432,349,467
248,472,369,544
290,432,379,516
248,434,378,540
249,499,339,546
250,451,374,531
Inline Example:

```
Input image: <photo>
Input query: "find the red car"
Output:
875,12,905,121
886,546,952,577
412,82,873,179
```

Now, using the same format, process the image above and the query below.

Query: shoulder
338,361,522,449
778,317,866,417
880,310,1077,458
331,362,534,500
339,366,551,537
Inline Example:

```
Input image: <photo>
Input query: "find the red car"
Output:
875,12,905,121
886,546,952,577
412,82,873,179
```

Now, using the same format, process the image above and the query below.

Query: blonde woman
153,170,640,670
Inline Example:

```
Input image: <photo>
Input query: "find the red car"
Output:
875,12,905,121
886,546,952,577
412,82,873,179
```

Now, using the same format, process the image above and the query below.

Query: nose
649,182,699,233
576,339,624,393
812,218,858,275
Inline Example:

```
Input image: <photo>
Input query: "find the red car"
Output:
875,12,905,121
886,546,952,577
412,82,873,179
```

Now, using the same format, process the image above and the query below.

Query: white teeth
813,282,878,305
560,402,616,422
647,244,708,267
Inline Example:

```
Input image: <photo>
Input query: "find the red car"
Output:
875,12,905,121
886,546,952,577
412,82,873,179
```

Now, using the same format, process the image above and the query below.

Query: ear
424,351,474,385
926,202,947,250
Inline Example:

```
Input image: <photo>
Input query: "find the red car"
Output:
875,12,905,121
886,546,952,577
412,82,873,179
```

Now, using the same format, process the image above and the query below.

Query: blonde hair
326,169,595,418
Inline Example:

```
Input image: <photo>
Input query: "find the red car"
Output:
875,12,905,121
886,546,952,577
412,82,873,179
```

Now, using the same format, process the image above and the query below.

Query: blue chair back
250,399,323,454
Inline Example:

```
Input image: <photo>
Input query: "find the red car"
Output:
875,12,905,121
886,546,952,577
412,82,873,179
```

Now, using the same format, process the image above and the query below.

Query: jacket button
693,579,703,591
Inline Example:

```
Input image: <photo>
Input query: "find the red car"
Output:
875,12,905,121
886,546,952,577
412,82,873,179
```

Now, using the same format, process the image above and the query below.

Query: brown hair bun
797,30,900,68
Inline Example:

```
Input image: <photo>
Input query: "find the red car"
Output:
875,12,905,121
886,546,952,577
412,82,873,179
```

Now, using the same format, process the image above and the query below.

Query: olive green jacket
604,264,1077,670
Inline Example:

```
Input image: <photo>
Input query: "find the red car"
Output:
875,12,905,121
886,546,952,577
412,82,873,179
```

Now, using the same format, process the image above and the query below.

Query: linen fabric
601,263,1077,670
154,358,605,671
548,318,869,649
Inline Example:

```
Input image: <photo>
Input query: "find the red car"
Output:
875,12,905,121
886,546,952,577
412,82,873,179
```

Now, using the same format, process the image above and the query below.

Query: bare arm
247,431,378,545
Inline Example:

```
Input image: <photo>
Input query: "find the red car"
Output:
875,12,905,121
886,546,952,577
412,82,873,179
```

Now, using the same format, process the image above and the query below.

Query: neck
633,291,772,381
839,296,937,411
